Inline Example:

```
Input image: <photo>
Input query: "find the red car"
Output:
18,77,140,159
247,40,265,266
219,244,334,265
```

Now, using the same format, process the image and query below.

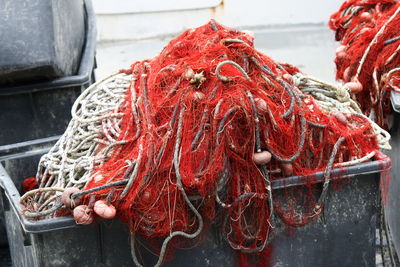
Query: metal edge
0,136,61,160
0,135,61,152
0,148,52,162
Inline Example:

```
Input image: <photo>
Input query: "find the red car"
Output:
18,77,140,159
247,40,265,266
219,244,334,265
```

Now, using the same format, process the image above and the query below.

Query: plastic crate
0,0,85,85
385,91,400,257
0,0,96,248
0,137,59,248
0,0,97,146
0,196,5,248
0,144,390,266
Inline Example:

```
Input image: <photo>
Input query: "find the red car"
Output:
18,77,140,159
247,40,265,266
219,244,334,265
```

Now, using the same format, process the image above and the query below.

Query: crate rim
0,148,391,234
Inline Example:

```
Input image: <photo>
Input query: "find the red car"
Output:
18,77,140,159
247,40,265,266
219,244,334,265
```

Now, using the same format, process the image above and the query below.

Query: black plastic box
385,91,400,257
0,137,59,249
0,0,97,146
0,0,96,247
0,0,86,85
0,143,390,266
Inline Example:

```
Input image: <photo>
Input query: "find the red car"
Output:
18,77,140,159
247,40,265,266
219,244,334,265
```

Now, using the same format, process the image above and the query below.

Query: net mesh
20,21,389,266
329,0,400,127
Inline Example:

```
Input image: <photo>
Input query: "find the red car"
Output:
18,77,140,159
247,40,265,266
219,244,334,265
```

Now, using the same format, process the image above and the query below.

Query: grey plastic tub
0,0,96,247
0,137,59,248
385,91,400,257
0,0,85,85
0,144,391,266
0,0,96,146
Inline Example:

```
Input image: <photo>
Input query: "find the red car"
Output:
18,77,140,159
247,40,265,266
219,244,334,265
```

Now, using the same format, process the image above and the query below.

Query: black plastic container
0,137,59,248
0,0,85,85
0,0,96,248
0,143,390,266
0,194,6,248
0,0,97,146
385,91,400,257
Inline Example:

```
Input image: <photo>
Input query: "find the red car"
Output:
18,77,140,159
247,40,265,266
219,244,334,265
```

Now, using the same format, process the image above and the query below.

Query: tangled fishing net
20,21,391,266
329,0,400,127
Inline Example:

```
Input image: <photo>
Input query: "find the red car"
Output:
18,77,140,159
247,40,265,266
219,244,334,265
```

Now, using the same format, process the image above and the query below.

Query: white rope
355,7,400,79
23,71,391,216
385,67,400,92
334,151,376,167
31,72,132,209
294,73,391,152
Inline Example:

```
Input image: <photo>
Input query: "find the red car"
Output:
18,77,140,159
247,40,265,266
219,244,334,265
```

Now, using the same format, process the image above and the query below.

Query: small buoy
360,12,372,22
283,74,293,83
360,27,372,34
344,79,363,93
93,174,104,183
94,200,117,219
343,67,351,81
73,205,94,225
335,45,346,57
335,45,347,59
336,45,345,54
61,187,82,209
191,91,205,102
282,163,293,176
334,113,348,124
254,97,267,112
142,190,152,202
253,151,272,165
336,51,346,59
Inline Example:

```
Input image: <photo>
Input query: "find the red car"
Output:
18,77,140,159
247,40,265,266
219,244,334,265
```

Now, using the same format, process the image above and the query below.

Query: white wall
214,0,344,27
92,0,344,42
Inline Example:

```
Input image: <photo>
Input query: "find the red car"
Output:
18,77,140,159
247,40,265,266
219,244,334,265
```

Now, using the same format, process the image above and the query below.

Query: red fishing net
21,177,38,194
67,21,380,265
329,0,400,127
18,20,389,266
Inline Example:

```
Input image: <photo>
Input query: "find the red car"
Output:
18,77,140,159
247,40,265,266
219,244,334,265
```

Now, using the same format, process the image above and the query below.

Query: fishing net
329,0,400,127
20,21,390,266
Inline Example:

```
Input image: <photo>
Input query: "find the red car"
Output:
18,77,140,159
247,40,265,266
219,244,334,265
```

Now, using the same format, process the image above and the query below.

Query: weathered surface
0,0,85,84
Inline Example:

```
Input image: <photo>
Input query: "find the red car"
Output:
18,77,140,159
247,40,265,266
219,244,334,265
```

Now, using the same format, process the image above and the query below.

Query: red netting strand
329,0,400,127
20,21,384,266
82,21,378,265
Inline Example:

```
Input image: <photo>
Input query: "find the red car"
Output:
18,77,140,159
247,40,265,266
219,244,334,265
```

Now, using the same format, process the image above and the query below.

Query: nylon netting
329,0,400,128
20,21,390,266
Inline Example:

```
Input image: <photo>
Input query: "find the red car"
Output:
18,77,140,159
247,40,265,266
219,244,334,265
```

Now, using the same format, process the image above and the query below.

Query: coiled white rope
33,72,132,207
293,73,391,153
